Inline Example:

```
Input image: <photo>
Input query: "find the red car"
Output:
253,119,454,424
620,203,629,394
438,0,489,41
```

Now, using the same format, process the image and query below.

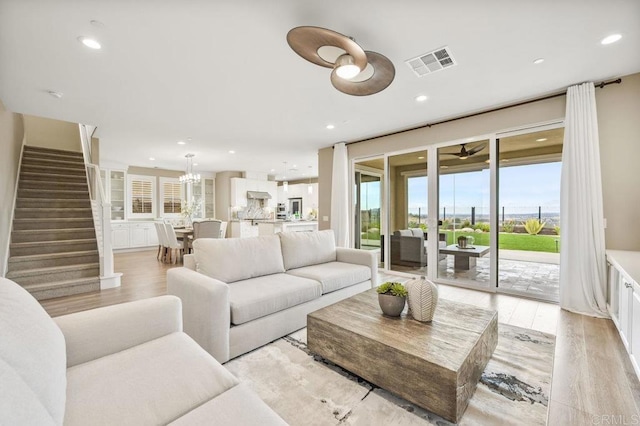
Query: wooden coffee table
307,289,498,423
439,244,490,270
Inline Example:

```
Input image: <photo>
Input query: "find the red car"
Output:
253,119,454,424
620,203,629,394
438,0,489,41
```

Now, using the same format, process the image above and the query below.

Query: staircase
6,146,100,300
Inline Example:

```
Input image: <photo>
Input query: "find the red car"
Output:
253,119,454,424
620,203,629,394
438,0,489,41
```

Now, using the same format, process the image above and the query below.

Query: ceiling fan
286,26,395,96
445,143,486,160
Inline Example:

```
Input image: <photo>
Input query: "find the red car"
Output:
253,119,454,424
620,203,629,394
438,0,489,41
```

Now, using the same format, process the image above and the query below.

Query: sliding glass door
436,140,492,288
354,158,384,268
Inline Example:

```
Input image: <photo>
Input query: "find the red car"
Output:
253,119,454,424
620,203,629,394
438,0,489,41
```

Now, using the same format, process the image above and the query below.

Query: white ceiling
1,1,639,180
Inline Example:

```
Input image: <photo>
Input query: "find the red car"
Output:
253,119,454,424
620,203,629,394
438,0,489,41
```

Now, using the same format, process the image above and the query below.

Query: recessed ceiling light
601,34,622,45
78,36,101,49
270,169,275,172
47,91,63,99
177,140,186,145
149,157,155,161
533,58,545,65
415,95,428,102
326,124,335,130
417,156,425,160
228,150,235,154
536,138,548,142
193,163,198,166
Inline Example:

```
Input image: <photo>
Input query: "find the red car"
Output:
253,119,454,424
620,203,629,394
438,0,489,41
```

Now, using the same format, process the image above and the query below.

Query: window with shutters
160,178,183,217
127,175,156,218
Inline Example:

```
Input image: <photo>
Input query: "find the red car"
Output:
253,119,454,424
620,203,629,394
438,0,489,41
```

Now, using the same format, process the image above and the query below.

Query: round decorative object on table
378,294,406,317
405,276,438,322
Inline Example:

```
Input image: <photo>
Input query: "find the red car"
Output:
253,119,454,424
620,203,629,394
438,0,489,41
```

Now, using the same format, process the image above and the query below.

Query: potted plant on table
376,282,408,317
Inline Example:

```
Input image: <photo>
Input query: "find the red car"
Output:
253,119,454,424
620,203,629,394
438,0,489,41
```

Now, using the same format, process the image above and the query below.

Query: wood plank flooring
39,251,640,424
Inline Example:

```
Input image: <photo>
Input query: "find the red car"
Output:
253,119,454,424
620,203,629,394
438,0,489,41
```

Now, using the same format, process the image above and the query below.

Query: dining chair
193,220,222,240
154,222,169,262
219,221,228,238
163,223,184,264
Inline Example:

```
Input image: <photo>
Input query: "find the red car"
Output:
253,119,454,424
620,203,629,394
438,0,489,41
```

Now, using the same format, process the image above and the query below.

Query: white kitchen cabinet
230,177,247,207
111,224,130,249
607,250,640,379
230,220,259,238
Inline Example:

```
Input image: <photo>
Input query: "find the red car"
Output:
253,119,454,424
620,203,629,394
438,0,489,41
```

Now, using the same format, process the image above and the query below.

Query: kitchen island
229,220,318,238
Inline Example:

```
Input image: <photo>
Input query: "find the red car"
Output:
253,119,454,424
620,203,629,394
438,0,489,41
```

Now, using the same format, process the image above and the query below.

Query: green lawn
441,231,560,253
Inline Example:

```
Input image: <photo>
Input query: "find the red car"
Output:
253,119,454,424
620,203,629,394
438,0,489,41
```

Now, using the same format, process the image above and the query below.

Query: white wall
0,101,25,276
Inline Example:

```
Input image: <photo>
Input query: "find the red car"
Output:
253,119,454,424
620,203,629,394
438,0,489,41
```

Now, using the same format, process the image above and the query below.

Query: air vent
405,46,456,77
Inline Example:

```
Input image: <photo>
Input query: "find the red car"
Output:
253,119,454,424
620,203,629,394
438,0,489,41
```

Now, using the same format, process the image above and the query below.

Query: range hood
247,191,272,200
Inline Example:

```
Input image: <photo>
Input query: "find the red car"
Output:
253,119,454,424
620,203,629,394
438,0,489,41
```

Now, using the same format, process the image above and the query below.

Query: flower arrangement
181,198,202,226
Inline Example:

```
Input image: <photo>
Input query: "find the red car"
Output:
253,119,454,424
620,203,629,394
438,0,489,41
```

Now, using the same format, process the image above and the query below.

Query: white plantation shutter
162,180,183,215
128,175,156,218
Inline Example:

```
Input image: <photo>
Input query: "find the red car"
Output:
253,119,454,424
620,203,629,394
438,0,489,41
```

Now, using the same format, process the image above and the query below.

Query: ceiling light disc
330,51,395,96
287,26,367,70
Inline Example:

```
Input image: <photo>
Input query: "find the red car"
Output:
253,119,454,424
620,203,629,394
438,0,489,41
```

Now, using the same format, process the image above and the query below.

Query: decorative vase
405,276,438,322
378,294,406,317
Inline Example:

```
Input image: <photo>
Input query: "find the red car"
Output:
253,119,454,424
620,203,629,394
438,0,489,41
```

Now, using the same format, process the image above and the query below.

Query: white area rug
226,324,555,425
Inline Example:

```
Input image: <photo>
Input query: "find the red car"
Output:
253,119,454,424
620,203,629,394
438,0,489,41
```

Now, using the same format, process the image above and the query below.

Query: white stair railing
79,124,122,289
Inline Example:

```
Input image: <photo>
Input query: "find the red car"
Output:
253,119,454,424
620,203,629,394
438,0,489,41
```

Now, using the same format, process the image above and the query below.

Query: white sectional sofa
0,277,286,426
168,229,377,363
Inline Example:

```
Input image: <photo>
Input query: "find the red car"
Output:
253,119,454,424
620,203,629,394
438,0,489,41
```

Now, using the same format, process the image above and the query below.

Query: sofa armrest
54,295,182,368
336,247,378,288
167,267,231,363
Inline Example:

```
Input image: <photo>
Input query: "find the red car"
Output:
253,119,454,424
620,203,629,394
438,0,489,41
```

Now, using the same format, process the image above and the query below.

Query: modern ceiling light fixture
179,153,200,184
286,26,395,96
326,124,335,130
415,95,428,102
78,36,101,49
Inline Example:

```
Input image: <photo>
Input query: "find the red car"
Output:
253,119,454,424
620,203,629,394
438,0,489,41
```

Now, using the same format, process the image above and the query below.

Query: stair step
10,238,98,256
8,250,99,271
6,263,100,285
21,157,85,169
21,164,86,176
22,150,84,162
16,198,91,208
20,171,87,183
11,228,97,243
21,277,100,301
13,218,95,230
24,146,84,158
14,207,94,219
20,180,88,190
18,188,89,199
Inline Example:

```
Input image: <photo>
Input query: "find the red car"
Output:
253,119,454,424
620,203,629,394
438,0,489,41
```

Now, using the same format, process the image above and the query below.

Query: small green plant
523,218,546,235
502,220,515,233
553,225,560,235
440,219,451,230
461,219,472,228
473,222,490,232
376,282,408,297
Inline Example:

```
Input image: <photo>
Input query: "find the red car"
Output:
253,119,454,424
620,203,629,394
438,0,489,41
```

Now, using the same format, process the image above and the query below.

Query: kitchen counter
230,220,318,238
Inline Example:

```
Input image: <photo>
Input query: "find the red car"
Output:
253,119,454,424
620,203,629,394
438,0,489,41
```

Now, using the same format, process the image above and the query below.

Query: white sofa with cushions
0,277,286,426
167,229,377,363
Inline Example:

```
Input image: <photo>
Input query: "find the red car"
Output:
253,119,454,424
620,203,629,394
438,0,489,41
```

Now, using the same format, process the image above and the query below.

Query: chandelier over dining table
179,153,200,184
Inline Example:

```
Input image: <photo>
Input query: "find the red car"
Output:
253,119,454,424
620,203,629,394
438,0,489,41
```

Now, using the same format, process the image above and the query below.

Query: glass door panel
354,158,384,268
437,140,491,287
497,128,563,301
387,150,428,275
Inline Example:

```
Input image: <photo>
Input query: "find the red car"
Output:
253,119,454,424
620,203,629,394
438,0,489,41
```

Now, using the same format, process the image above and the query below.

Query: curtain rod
343,78,622,147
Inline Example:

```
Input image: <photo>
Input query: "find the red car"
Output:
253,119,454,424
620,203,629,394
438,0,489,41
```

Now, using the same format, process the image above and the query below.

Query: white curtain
559,82,608,317
331,142,350,247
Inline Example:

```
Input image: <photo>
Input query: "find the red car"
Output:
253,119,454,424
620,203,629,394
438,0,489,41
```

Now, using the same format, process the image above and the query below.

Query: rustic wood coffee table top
307,288,498,422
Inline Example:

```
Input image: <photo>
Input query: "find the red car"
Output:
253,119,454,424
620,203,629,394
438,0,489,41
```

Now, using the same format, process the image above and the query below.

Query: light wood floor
40,250,640,424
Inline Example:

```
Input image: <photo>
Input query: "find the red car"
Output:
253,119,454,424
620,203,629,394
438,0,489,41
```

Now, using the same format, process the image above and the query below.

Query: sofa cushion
279,229,336,270
287,261,372,294
0,278,67,425
0,358,56,425
169,382,287,425
64,332,239,426
409,228,424,237
194,235,285,283
395,229,412,236
229,273,322,325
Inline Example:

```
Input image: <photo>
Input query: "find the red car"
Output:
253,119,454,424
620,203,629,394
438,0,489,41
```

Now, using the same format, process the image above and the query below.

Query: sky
360,161,562,216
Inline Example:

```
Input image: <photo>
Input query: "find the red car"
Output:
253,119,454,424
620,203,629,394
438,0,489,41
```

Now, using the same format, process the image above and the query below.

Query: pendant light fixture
282,161,288,192
179,153,201,184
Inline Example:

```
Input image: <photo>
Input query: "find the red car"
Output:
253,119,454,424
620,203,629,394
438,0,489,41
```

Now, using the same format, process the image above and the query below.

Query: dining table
173,227,193,254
